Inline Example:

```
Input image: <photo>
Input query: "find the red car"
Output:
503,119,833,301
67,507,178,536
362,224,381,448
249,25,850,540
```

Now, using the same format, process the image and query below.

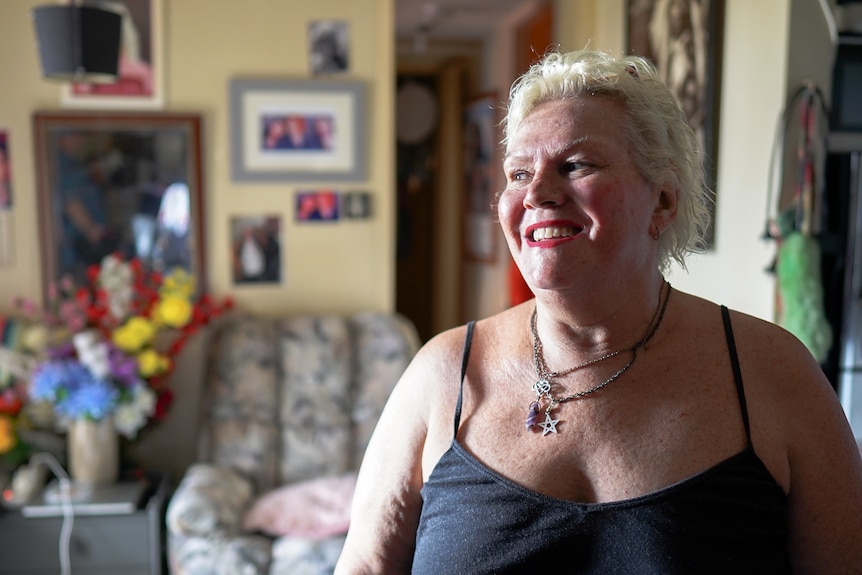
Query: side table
0,473,169,575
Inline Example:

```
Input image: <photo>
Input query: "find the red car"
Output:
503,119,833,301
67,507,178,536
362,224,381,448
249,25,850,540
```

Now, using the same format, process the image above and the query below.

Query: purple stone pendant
525,401,541,429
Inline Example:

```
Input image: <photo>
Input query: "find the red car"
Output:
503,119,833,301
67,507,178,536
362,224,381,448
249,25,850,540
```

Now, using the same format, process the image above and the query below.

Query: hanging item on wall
230,79,366,182
0,131,14,267
32,2,121,83
230,215,282,285
309,20,349,76
764,82,832,364
60,0,164,110
463,94,498,263
0,131,12,211
396,81,437,145
296,190,340,222
342,191,372,220
627,0,725,248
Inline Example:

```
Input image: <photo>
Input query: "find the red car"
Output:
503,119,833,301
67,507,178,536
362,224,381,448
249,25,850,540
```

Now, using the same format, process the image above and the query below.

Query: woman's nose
523,171,565,209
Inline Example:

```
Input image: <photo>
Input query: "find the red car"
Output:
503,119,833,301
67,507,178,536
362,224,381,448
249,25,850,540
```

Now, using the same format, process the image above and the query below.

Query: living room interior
0,0,859,573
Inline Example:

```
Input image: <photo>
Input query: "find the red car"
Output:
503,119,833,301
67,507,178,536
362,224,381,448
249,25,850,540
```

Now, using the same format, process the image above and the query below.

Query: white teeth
532,226,576,241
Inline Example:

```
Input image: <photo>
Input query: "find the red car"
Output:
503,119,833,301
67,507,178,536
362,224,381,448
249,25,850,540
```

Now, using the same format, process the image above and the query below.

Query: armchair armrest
166,463,256,538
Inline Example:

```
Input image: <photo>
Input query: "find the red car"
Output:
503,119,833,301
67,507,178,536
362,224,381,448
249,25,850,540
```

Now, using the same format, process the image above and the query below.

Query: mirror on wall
32,111,205,300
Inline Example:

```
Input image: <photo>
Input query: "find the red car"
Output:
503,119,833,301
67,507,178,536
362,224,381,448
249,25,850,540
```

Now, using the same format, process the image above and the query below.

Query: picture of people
0,131,12,210
230,215,282,284
69,0,155,99
309,20,349,75
262,114,335,151
296,190,339,222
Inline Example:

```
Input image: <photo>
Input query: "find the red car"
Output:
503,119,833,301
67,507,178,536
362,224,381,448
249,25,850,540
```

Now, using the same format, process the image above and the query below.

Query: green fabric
776,232,832,363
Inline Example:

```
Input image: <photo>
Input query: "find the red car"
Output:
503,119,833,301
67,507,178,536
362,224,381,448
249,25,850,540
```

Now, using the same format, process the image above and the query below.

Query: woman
336,50,862,573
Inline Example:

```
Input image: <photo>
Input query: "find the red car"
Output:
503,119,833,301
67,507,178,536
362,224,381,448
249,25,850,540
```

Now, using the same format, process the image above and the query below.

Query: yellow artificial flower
112,316,157,353
153,294,193,328
161,268,195,299
0,416,17,455
138,348,171,378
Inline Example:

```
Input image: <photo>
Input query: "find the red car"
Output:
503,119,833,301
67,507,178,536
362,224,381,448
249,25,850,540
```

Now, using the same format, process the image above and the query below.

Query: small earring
651,225,661,241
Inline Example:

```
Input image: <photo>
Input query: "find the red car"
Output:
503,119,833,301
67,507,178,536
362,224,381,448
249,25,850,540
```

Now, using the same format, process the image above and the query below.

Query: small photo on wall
309,20,349,75
342,191,372,219
296,190,339,222
230,215,282,285
0,131,12,210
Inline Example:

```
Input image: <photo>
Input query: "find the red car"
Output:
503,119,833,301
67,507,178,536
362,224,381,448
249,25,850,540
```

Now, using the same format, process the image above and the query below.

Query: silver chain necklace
527,281,671,436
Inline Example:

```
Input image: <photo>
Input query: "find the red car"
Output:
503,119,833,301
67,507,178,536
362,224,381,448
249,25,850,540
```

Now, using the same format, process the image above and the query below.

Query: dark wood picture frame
627,0,724,247
33,111,205,301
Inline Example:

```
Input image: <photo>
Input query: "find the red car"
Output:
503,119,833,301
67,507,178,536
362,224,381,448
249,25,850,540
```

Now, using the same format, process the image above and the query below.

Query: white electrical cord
28,452,74,575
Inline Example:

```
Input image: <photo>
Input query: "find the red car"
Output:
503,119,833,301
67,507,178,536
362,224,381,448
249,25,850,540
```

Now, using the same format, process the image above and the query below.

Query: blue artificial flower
58,378,119,421
30,360,77,402
30,359,119,421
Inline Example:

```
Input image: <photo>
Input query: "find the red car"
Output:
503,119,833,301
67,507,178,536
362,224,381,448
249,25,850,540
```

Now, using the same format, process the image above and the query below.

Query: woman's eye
509,170,529,182
563,161,585,174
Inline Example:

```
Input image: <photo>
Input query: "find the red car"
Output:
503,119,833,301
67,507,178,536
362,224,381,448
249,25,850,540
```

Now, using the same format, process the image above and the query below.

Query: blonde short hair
504,49,712,272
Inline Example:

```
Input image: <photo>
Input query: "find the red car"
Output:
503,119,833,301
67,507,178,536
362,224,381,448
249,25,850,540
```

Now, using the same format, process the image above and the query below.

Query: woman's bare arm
336,330,463,574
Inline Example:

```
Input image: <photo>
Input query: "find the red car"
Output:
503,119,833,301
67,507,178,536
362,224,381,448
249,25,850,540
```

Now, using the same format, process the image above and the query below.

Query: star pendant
539,413,560,436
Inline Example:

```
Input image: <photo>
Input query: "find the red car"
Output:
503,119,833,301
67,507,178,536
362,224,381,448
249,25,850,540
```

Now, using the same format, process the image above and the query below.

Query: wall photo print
0,131,12,210
309,20,349,75
296,190,339,222
63,0,164,109
230,215,282,285
627,0,724,246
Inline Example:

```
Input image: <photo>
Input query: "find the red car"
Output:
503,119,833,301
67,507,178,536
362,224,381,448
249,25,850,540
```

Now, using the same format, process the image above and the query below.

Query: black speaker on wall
32,4,122,83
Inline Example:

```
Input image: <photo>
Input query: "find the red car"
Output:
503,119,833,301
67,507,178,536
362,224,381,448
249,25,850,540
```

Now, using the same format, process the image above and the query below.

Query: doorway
395,59,468,343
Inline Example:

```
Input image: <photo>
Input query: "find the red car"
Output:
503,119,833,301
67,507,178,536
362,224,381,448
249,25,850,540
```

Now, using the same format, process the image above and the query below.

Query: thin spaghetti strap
454,322,476,439
720,306,753,447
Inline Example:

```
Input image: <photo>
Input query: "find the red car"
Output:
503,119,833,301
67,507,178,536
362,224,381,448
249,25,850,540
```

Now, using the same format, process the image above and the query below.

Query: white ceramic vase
67,417,119,484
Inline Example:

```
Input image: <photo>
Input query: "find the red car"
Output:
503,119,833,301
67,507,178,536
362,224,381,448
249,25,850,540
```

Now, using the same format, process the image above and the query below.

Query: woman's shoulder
673,291,811,354
417,302,532,358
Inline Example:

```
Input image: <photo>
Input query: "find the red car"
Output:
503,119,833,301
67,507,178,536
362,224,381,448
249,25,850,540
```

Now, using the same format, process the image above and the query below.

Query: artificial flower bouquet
20,254,232,440
0,317,55,474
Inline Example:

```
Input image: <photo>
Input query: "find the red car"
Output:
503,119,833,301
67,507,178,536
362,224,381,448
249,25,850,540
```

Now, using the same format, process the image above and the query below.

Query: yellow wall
0,0,395,317
0,0,394,478
554,0,797,322
0,0,835,475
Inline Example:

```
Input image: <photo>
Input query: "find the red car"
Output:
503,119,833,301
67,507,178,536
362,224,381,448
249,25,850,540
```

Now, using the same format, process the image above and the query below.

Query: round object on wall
396,82,438,144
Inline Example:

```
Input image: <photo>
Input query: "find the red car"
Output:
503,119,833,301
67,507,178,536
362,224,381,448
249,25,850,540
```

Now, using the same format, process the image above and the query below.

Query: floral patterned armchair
165,311,420,575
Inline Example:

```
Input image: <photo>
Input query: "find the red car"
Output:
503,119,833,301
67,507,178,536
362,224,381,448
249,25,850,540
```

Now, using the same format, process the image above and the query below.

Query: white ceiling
395,0,536,41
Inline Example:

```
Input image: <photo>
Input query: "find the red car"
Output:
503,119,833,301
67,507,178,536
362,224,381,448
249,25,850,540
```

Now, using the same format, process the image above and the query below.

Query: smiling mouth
530,226,582,242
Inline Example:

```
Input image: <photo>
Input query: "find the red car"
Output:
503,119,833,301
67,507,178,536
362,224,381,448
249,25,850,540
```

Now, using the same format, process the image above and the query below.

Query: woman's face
499,96,669,293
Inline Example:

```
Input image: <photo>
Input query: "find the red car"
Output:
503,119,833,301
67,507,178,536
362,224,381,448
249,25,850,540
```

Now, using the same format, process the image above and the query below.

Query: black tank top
413,306,790,574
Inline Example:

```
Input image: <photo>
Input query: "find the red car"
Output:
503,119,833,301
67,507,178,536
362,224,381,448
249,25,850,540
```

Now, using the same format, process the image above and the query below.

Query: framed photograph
62,0,164,109
295,190,340,222
230,78,366,182
342,191,372,219
32,112,205,301
0,130,12,210
627,0,724,246
309,20,349,75
230,215,282,285
463,94,498,263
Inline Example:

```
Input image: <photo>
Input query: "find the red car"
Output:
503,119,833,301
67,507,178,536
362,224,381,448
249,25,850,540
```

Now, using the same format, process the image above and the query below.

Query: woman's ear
652,185,678,232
